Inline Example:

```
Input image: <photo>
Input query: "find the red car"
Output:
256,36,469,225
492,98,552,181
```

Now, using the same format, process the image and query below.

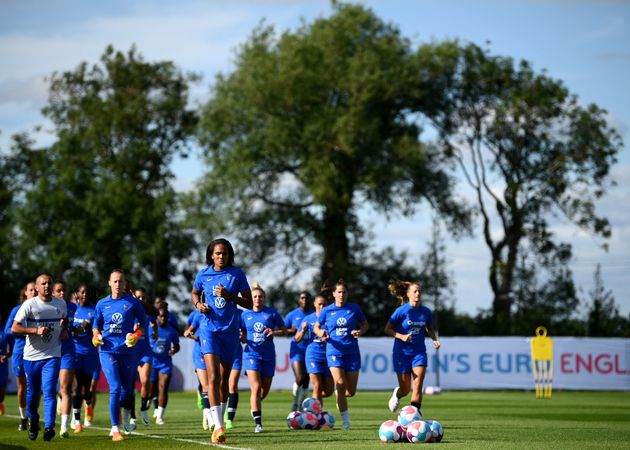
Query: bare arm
12,321,49,337
351,320,369,339
426,324,441,349
384,321,412,342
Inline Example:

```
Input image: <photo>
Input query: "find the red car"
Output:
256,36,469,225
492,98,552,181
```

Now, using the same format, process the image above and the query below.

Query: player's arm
192,287,209,313
425,324,440,349
216,286,253,310
294,321,308,342
351,320,369,338
12,321,49,336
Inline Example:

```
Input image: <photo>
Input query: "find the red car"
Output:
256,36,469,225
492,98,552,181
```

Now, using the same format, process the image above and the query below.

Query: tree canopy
3,46,198,298
192,3,471,287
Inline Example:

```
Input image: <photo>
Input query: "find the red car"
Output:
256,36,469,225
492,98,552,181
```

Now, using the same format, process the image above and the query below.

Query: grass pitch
1,390,629,449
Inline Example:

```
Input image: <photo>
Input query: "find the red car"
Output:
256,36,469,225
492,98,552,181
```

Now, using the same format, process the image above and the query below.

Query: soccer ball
398,405,422,430
287,410,303,430
301,411,320,430
318,411,335,430
406,420,432,443
301,397,322,415
378,419,404,443
425,419,444,442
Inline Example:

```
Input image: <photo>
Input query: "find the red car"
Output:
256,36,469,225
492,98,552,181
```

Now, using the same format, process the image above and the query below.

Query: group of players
0,237,440,444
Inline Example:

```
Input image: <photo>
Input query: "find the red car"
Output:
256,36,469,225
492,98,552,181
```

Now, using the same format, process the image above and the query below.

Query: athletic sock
61,414,69,429
340,410,349,423
411,401,421,409
252,410,262,426
210,405,223,428
141,397,150,411
157,406,164,419
220,402,227,419
227,393,239,420
19,407,27,419
73,408,81,422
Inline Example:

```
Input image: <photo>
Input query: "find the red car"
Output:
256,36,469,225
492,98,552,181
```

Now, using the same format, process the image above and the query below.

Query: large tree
424,42,622,333
193,3,470,284
8,46,198,296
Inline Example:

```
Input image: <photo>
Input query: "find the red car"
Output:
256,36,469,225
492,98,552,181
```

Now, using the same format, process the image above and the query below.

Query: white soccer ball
378,419,404,443
425,419,444,442
318,411,335,430
398,405,422,430
301,397,322,415
406,420,432,443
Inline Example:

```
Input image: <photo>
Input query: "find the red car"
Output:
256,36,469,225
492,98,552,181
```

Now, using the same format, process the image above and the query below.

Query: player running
150,307,180,424
284,291,312,411
92,269,147,441
384,280,440,415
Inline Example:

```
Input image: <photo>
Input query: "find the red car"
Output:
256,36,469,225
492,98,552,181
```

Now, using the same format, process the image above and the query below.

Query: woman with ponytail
384,280,440,416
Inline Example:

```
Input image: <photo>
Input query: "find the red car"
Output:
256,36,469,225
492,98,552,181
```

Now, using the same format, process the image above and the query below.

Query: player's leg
13,351,28,430
72,367,90,432
155,371,171,424
291,357,308,411
329,366,348,420
99,352,123,439
196,367,211,430
247,368,263,432
58,367,74,437
225,368,240,428
24,359,42,439
84,355,100,426
42,357,61,441
119,353,137,434
410,365,426,413
204,352,226,441
0,359,8,416
138,360,152,424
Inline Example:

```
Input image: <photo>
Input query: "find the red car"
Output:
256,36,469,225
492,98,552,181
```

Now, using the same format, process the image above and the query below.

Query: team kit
0,238,441,443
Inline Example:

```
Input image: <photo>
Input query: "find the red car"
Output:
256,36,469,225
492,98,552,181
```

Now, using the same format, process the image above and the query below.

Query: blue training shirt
150,324,179,364
285,307,310,352
73,304,98,356
93,292,147,355
0,321,10,356
186,309,203,357
241,306,285,361
388,303,433,355
5,305,25,357
303,311,327,361
193,265,250,333
61,300,77,356
316,302,366,356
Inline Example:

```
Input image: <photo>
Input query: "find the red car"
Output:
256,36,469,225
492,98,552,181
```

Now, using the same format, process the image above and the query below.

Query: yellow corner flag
531,326,553,399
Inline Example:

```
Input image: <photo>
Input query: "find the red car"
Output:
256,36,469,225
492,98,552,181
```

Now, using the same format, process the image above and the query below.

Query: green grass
1,390,629,449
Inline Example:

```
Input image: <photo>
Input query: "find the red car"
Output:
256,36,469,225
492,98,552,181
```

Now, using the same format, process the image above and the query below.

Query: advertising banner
3,337,628,392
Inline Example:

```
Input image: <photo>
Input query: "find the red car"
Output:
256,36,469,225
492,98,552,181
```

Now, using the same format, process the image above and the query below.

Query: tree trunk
320,208,351,286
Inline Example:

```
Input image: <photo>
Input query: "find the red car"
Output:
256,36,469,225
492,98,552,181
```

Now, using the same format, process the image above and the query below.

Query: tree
587,264,628,337
8,46,198,297
425,42,622,333
419,218,456,333
510,245,583,336
192,3,471,285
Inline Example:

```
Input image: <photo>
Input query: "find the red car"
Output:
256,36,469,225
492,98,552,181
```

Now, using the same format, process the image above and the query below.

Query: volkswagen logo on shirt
111,312,123,324
336,317,347,327
253,322,265,333
214,297,226,309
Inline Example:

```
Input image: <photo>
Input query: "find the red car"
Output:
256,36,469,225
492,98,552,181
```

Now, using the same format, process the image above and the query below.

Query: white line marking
4,414,254,450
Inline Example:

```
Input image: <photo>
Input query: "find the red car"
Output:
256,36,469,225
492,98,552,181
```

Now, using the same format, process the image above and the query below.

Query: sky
1,0,629,318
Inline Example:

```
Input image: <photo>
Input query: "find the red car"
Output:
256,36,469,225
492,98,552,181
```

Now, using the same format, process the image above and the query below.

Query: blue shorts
0,359,8,387
326,352,361,372
76,353,101,380
232,344,243,371
137,353,152,367
393,352,427,374
243,354,275,378
289,341,306,365
60,352,77,370
305,354,331,376
200,327,239,363
150,359,173,381
193,348,206,371
12,352,25,378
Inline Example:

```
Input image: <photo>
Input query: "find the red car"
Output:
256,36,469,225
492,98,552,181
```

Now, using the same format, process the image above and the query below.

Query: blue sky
1,0,628,318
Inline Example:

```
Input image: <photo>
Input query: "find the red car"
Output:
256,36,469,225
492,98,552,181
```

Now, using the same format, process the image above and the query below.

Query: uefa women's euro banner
3,337,628,392
171,336,629,391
